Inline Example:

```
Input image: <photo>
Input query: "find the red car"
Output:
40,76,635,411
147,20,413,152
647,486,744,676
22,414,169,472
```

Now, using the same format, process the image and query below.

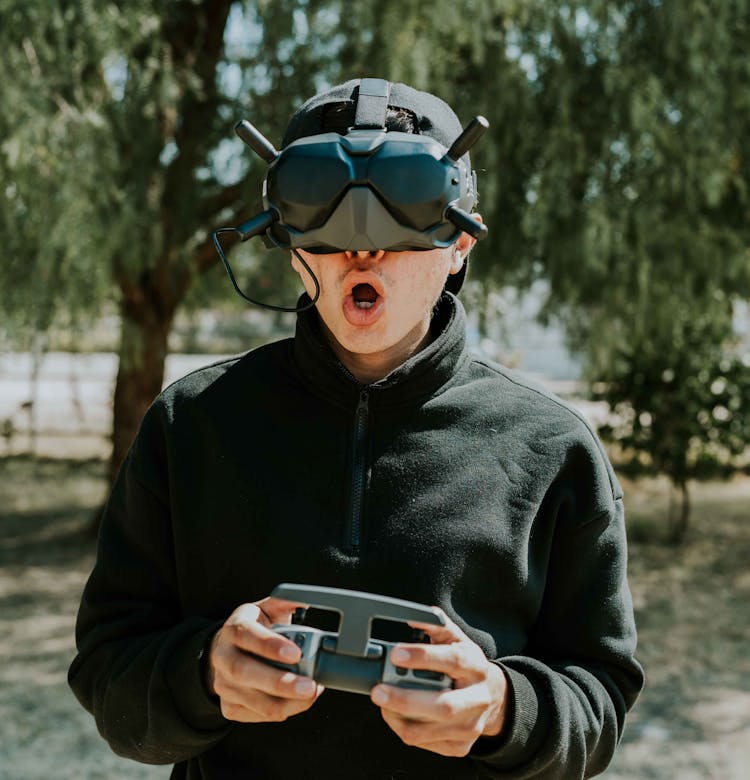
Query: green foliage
1,0,749,502
0,0,336,343
0,1,121,339
516,0,750,511
591,291,750,486
325,0,544,285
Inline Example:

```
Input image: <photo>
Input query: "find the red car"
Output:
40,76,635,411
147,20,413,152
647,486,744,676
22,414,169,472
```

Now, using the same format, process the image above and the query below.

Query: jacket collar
292,292,470,410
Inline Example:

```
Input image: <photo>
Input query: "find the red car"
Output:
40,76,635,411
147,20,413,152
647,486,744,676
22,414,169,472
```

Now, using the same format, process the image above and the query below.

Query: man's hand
369,611,508,758
206,597,325,723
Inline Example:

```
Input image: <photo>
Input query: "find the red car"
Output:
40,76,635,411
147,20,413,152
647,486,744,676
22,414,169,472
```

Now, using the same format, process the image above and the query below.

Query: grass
1,456,748,779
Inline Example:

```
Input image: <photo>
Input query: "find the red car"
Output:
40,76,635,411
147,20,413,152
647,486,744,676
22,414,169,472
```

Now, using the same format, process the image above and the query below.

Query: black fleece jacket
69,293,643,779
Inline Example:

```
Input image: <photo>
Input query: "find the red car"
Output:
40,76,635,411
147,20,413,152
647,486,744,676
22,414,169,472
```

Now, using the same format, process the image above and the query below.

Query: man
69,78,643,779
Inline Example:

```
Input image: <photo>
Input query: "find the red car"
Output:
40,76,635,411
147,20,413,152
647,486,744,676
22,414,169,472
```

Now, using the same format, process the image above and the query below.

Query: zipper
347,388,370,554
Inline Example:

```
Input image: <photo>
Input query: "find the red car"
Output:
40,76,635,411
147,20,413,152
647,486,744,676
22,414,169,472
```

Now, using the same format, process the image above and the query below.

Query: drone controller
264,584,453,696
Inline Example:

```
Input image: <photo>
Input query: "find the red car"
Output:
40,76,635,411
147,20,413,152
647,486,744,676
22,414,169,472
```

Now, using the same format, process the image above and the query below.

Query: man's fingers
219,681,325,723
227,602,265,626
411,739,474,758
225,611,302,664
256,596,309,626
388,640,485,682
371,614,510,757
378,708,481,754
371,685,452,722
216,651,318,700
407,611,468,645
210,598,326,726
371,683,492,723
228,597,307,630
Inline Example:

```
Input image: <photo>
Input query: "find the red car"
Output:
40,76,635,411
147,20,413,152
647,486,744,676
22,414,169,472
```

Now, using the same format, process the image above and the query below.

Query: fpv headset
213,78,489,312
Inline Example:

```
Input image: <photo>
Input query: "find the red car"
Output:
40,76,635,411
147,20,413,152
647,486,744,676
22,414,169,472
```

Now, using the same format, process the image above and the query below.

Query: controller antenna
235,119,278,163
447,115,489,162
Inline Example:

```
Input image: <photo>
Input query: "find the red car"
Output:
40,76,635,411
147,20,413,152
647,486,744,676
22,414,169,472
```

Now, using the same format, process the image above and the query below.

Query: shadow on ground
605,477,750,779
0,456,166,780
1,457,749,779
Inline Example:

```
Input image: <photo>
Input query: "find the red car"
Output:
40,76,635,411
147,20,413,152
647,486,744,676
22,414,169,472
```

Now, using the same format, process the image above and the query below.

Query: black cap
282,78,467,151
281,78,476,295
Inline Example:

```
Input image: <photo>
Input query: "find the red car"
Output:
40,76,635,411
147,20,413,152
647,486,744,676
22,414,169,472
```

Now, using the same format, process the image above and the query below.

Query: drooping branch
194,201,252,275
199,181,248,224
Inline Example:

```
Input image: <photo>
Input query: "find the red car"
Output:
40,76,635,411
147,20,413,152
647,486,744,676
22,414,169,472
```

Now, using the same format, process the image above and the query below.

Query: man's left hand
370,611,508,758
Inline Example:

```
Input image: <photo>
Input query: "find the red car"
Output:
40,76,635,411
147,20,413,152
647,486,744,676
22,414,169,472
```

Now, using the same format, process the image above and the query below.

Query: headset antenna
235,119,278,163
447,116,489,162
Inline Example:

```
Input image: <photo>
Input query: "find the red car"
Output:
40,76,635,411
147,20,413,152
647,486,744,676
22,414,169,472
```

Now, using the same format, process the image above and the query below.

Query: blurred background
0,1,748,777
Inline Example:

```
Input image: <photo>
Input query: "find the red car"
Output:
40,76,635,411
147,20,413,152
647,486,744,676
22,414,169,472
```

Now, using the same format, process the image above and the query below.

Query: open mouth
352,283,379,309
343,277,385,326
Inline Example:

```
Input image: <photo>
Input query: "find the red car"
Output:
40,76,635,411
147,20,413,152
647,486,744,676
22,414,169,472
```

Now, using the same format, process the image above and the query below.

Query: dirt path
606,477,750,779
1,457,748,778
0,459,166,780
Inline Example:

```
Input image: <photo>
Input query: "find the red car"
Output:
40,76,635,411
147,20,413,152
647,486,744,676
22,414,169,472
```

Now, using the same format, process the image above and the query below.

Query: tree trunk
108,293,175,488
668,479,691,544
27,332,47,457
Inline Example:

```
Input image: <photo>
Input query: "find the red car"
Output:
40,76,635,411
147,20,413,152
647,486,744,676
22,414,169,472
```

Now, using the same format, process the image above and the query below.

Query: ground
1,456,748,779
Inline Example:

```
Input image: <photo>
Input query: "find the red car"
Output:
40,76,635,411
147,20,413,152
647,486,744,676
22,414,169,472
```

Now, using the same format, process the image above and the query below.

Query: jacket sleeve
68,401,230,764
470,492,644,779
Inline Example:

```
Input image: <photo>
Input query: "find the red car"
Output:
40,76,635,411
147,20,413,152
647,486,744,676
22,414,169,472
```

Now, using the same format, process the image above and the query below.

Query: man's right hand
206,597,325,723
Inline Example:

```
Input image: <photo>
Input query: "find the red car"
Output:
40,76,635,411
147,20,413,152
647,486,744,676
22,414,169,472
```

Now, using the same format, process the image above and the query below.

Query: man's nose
346,249,386,261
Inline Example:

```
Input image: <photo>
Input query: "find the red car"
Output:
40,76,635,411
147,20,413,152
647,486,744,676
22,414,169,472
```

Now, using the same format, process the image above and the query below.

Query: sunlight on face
291,245,466,382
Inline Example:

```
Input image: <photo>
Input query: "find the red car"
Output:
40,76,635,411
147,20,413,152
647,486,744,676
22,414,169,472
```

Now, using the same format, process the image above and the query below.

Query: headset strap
354,78,391,129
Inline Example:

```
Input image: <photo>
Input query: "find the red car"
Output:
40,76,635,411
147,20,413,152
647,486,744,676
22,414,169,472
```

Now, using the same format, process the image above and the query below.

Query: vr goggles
213,78,488,311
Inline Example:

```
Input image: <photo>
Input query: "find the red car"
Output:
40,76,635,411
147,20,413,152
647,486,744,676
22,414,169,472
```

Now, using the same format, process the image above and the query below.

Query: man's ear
449,213,481,273
458,214,481,254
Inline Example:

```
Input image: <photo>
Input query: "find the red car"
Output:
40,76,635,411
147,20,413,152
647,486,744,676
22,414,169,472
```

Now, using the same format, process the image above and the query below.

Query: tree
1,1,335,484
328,0,544,285
1,0,544,484
588,288,750,543
517,0,750,539
2,0,749,534
0,1,116,343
